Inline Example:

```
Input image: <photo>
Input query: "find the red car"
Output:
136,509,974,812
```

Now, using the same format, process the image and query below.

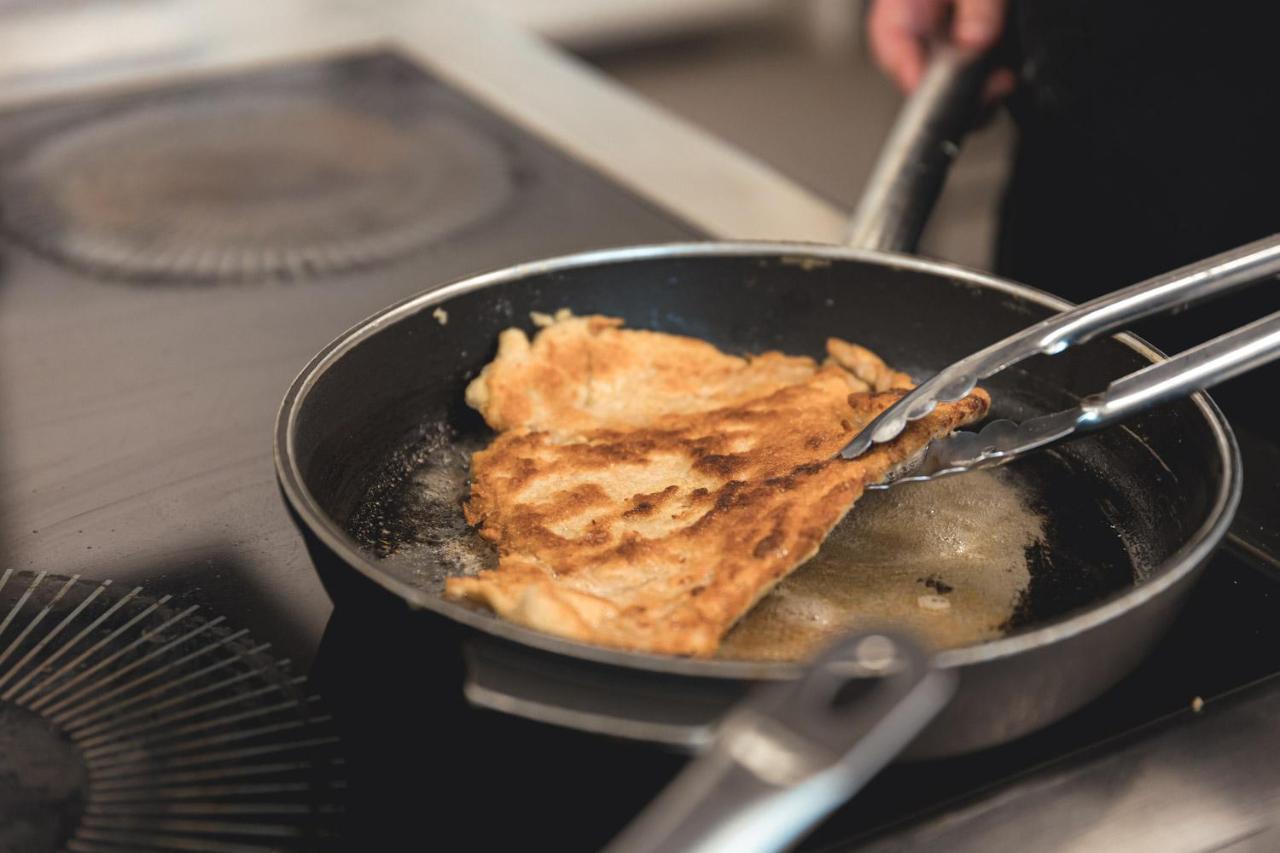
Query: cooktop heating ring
0,84,514,283
0,570,344,852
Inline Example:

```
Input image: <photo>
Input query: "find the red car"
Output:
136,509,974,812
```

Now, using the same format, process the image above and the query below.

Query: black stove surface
4,45,1280,853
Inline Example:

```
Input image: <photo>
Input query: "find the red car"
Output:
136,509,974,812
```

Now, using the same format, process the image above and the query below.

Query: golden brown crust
446,314,990,656
464,312,850,435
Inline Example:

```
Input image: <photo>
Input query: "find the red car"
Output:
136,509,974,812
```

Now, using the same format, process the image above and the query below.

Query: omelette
445,311,989,657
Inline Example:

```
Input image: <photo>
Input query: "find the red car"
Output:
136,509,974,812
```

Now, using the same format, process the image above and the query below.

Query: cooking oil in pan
720,446,1145,660
719,470,1043,660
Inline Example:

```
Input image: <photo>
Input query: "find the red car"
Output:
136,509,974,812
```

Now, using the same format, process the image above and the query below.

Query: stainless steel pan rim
274,240,1243,681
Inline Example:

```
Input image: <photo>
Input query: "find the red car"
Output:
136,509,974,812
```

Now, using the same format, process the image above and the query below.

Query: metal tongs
846,234,1280,485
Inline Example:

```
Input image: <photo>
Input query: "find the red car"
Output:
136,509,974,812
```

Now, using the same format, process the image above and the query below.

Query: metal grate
0,570,344,852
0,86,514,283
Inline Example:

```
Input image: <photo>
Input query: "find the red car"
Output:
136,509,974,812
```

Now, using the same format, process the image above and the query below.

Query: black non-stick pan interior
287,247,1227,667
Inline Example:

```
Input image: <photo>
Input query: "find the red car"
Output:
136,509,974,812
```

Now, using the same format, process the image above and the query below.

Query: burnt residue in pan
346,423,496,592
1001,442,1162,632
1002,448,1140,632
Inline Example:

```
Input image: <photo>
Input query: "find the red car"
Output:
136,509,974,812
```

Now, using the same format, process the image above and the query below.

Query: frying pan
274,49,1241,759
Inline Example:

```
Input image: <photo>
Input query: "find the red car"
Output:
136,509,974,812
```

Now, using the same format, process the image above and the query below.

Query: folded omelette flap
447,312,989,656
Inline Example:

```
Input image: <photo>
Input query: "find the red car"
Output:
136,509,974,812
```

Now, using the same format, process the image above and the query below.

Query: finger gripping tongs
845,234,1280,487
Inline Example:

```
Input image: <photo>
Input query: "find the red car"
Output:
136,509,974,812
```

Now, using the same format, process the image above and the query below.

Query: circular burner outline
0,88,515,284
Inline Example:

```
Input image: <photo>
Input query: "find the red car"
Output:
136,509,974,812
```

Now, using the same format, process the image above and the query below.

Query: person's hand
868,0,1015,100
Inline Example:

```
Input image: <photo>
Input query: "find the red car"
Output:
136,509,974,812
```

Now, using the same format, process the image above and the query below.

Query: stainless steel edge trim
274,240,1242,681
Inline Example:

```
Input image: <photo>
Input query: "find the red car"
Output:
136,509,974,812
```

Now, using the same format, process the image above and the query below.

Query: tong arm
870,309,1280,486
843,233,1280,460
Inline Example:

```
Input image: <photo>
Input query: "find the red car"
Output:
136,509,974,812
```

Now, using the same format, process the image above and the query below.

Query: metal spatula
851,234,1280,488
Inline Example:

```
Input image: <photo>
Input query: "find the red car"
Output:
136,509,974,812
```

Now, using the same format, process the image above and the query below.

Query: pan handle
605,632,955,853
846,43,993,254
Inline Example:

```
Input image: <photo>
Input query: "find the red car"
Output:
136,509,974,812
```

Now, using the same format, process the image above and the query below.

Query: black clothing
995,2,1280,432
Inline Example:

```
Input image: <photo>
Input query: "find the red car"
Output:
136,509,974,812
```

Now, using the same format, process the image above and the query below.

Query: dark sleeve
993,1,1280,431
